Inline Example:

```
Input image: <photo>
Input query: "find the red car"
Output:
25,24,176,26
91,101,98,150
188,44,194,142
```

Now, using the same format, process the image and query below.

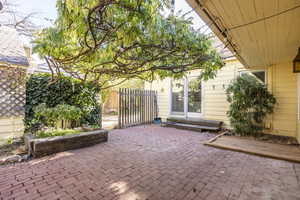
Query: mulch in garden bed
0,138,26,160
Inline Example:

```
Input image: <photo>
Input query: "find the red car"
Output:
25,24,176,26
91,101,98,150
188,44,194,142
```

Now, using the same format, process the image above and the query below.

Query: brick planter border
25,130,108,158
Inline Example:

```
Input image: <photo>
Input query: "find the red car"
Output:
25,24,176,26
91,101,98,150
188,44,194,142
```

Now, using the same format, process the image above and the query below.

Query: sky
10,0,206,29
10,0,58,28
5,0,210,67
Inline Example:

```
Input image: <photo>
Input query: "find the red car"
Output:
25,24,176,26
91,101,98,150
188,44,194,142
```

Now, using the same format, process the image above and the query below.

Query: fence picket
118,88,157,128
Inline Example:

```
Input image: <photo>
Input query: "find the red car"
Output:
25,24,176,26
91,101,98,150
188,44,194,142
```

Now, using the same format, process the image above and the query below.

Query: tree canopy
34,0,224,89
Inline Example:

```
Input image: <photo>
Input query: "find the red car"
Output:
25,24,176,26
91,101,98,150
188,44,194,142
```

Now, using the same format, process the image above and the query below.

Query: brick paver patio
1,125,300,200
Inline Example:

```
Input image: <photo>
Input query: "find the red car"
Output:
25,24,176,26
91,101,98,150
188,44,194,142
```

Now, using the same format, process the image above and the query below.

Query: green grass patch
36,129,81,138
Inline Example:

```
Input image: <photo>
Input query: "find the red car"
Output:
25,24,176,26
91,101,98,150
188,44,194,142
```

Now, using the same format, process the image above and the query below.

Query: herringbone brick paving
1,125,300,200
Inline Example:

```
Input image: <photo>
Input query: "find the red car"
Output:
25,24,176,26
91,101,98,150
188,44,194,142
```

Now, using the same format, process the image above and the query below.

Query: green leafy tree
226,74,276,136
33,0,224,89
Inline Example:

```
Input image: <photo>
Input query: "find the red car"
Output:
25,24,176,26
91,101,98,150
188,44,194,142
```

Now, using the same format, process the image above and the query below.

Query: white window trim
238,69,267,84
187,76,204,118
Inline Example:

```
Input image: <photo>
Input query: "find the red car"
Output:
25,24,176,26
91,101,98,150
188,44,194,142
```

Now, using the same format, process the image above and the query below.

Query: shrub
25,74,101,132
36,129,81,138
34,103,82,129
226,74,276,136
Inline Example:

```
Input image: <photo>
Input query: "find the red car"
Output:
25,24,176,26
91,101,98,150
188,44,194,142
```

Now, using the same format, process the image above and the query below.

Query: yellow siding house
147,0,300,143
145,57,245,128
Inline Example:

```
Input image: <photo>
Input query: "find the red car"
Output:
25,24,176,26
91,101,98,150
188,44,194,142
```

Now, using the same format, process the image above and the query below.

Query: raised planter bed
25,130,108,158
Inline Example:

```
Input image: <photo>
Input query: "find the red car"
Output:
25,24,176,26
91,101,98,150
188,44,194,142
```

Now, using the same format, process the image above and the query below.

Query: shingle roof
0,26,29,66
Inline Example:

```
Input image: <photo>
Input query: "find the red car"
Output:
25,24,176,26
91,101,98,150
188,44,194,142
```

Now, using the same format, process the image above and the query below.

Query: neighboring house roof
33,63,52,73
0,26,29,66
212,37,235,60
27,53,51,74
28,54,70,75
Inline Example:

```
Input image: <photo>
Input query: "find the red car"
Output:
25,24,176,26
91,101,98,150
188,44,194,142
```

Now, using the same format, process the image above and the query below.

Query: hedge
25,74,101,132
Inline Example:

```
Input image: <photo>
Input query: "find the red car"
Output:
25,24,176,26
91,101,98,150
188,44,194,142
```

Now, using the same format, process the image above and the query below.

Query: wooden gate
118,88,158,128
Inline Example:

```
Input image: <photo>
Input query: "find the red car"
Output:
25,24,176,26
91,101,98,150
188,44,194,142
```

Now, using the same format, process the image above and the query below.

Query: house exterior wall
296,74,300,143
297,123,300,143
145,59,244,127
145,60,299,140
202,60,243,127
145,78,171,120
0,117,24,139
266,62,298,138
298,118,300,143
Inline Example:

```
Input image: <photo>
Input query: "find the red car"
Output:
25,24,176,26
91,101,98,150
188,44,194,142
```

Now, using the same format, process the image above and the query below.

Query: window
252,71,266,83
188,77,202,113
171,77,202,115
239,70,266,84
171,79,184,113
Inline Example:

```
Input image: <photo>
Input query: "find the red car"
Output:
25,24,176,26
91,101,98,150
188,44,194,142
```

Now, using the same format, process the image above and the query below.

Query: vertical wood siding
118,88,158,128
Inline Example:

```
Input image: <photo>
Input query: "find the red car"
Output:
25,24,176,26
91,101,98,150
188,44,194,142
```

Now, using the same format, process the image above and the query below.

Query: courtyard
1,125,300,200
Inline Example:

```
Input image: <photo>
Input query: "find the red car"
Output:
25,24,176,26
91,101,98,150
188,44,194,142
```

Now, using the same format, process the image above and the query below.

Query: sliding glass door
171,77,202,118
188,77,202,114
171,79,185,115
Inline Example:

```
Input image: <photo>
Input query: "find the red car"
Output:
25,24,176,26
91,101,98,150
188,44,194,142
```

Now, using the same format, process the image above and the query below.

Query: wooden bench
164,118,223,132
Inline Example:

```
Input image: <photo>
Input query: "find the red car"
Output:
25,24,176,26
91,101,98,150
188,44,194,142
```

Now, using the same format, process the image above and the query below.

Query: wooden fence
118,88,158,128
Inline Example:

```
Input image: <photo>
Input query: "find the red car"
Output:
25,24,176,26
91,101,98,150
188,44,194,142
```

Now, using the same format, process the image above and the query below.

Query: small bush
34,103,82,128
6,137,13,145
226,74,276,136
36,129,81,138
